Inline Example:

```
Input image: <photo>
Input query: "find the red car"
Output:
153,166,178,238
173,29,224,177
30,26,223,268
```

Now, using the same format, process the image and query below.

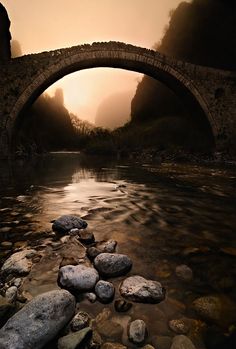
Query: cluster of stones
0,215,235,349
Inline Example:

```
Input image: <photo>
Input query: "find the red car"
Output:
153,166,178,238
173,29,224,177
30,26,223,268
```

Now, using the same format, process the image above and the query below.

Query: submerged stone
128,319,147,345
170,335,196,349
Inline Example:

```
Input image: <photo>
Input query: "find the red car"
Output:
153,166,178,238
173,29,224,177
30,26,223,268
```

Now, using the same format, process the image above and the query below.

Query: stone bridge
0,41,236,158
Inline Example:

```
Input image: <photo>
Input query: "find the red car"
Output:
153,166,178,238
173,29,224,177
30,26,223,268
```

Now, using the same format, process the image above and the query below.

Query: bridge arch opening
10,45,215,153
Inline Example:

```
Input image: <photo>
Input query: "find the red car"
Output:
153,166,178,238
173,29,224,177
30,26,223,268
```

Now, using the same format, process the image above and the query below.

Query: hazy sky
2,0,184,123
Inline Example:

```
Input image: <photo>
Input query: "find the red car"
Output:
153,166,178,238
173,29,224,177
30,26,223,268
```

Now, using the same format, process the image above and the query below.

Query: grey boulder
52,215,87,233
59,264,99,291
94,253,132,277
120,275,165,303
0,290,76,349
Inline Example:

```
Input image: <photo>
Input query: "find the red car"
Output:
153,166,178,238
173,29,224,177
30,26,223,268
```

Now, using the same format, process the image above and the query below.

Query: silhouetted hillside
16,89,77,154
95,92,132,130
131,0,235,149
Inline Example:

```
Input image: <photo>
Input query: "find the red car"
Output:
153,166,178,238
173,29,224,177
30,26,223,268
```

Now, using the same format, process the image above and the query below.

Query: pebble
175,265,193,282
128,319,147,345
70,311,91,331
58,327,92,349
114,299,132,313
95,280,115,303
101,343,127,349
94,253,132,277
0,241,13,249
170,335,196,349
85,292,97,303
0,290,76,349
78,229,95,244
120,275,166,303
58,264,99,292
5,286,18,303
168,319,190,334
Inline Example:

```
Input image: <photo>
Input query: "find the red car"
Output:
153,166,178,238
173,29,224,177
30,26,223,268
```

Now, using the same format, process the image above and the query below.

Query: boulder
94,253,132,277
95,280,115,303
120,276,165,303
128,319,147,345
59,264,99,292
170,335,196,349
0,290,76,349
58,327,92,349
52,215,87,234
1,249,37,275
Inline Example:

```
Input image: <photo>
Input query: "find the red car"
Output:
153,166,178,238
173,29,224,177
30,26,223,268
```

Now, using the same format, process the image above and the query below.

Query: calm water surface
0,153,236,348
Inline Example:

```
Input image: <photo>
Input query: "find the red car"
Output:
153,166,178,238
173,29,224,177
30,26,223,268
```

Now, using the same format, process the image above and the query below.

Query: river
0,152,236,348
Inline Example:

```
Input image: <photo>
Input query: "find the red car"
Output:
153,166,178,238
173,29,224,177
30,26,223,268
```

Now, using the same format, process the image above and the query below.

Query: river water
0,152,236,348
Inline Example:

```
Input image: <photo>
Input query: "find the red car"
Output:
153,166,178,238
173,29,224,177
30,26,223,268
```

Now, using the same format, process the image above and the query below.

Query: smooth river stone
95,280,115,303
52,215,87,234
94,253,132,277
120,275,166,303
58,264,99,291
0,290,76,349
170,335,196,349
128,319,147,345
1,249,37,275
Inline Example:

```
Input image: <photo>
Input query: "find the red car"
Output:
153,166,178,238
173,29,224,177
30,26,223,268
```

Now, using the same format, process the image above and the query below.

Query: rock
89,330,103,349
13,278,22,288
52,215,87,234
1,249,37,275
114,299,132,312
78,229,95,244
69,228,80,236
142,345,155,349
128,319,147,345
95,308,111,324
60,257,78,268
0,227,12,233
120,276,165,303
58,327,92,349
168,319,190,334
95,280,115,303
220,247,236,256
170,335,196,349
0,296,14,321
94,253,132,277
175,265,193,282
87,240,117,260
192,295,236,326
0,241,13,249
85,292,97,303
59,264,99,292
101,343,126,349
0,290,76,349
151,336,172,349
5,286,17,303
70,311,91,331
97,320,123,340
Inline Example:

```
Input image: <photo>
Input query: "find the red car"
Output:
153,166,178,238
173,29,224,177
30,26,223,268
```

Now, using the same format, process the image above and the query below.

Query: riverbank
0,154,236,348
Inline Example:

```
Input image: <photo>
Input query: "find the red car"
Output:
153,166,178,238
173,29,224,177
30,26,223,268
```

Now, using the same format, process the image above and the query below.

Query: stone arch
8,43,216,145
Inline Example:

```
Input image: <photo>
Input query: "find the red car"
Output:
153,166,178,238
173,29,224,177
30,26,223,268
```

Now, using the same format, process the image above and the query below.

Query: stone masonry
0,41,236,157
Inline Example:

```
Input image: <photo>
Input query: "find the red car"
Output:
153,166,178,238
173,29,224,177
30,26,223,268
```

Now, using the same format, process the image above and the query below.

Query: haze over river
0,152,236,348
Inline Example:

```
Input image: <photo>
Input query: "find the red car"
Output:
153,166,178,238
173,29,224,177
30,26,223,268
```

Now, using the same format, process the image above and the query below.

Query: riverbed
0,152,236,348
